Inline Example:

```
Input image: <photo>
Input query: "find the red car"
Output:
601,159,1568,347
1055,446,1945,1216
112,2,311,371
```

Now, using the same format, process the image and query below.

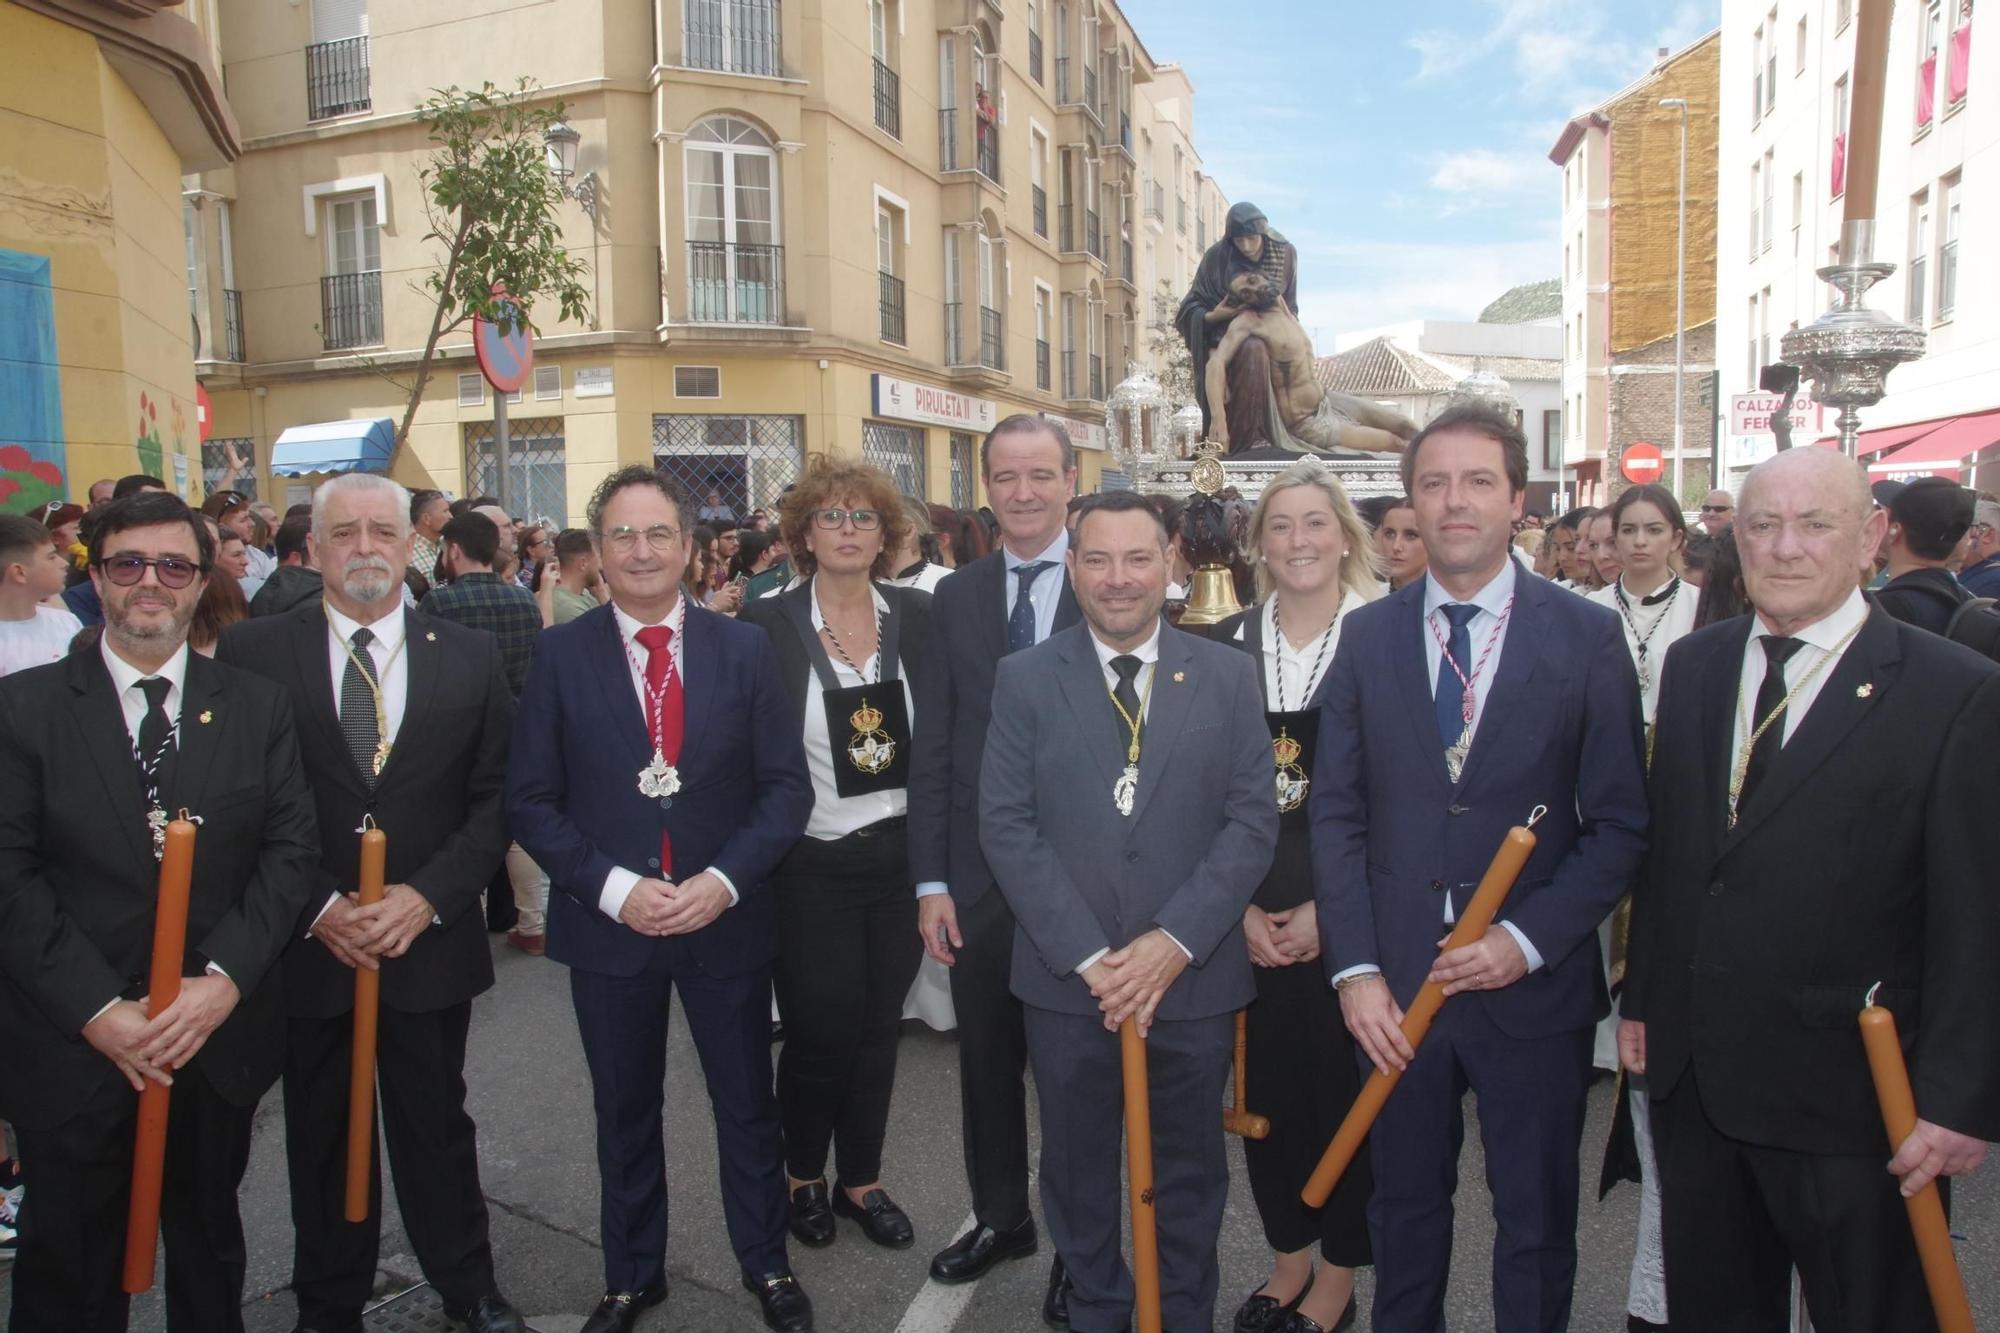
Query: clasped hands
1082,929,1188,1037
313,883,437,970
82,973,240,1092
618,870,732,937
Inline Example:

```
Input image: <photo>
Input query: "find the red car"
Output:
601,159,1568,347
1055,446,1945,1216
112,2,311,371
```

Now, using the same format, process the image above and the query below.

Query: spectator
1697,487,1735,535
1956,495,2000,598
1581,510,1620,591
539,528,605,626
749,507,772,531
29,501,83,556
717,524,743,569
517,524,552,592
1679,531,1716,588
251,499,282,541
85,477,116,508
1373,495,1428,592
889,497,952,593
408,488,450,583
0,516,81,677
421,512,542,696
1692,527,1750,628
1354,495,1397,533
111,473,165,500
930,505,989,566
1548,507,1595,588
188,566,249,656
698,486,736,526
251,515,324,617
59,508,106,625
1513,526,1545,569
215,531,252,583
1872,477,1978,636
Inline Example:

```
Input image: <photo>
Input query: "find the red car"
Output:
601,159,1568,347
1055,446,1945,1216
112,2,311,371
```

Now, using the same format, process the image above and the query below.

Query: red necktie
635,625,685,871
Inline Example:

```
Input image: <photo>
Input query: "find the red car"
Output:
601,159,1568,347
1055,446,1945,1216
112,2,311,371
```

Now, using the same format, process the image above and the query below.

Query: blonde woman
1214,460,1380,1333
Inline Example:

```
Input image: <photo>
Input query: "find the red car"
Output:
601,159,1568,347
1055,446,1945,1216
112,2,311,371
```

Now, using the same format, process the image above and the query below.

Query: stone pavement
4,937,1993,1331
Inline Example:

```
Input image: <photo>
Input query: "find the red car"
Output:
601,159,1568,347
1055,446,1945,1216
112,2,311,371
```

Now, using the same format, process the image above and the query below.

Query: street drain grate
363,1285,458,1332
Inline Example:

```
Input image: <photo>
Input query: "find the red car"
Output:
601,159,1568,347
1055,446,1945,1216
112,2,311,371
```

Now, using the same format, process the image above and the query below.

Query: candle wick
1864,980,1883,1009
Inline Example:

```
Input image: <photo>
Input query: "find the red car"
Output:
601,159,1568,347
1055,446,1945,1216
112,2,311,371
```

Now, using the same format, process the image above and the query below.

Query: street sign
473,284,534,394
1620,442,1665,484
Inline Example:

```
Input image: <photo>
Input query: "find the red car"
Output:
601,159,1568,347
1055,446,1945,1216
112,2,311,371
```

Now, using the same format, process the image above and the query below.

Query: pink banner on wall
1917,53,1937,126
1948,23,1971,103
1831,132,1847,198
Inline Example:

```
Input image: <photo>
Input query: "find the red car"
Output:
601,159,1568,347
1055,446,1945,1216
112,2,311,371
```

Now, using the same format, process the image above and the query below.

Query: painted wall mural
0,248,68,512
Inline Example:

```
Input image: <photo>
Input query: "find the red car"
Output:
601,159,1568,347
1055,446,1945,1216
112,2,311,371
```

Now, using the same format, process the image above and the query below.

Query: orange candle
343,825,388,1223
1843,0,1894,227
122,817,198,1294
1857,988,1975,1333
1302,813,1542,1208
1120,1018,1162,1333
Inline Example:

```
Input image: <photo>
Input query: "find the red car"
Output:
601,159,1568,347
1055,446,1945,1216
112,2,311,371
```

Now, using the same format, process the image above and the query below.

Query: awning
1852,418,1946,457
270,418,396,477
1868,408,2000,476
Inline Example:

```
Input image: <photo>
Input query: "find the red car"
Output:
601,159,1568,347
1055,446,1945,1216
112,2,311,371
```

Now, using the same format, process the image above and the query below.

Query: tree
386,80,592,451
1147,280,1196,407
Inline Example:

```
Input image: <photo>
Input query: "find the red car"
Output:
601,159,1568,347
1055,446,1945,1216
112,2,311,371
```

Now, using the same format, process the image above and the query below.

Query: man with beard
979,490,1276,1333
0,491,319,1331
217,474,523,1333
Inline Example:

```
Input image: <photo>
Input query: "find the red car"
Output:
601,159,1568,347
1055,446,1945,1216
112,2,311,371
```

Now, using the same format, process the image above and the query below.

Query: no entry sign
1620,442,1664,485
473,283,535,394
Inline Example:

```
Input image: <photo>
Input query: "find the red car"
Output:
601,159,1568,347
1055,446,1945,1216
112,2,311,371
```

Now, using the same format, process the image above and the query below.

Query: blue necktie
1433,603,1480,748
1008,561,1053,653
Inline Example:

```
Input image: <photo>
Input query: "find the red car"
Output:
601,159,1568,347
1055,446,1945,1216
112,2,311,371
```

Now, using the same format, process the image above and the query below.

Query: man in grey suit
981,492,1278,1333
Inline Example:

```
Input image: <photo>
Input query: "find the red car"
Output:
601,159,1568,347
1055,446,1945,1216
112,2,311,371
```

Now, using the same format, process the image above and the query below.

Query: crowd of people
0,411,1995,1333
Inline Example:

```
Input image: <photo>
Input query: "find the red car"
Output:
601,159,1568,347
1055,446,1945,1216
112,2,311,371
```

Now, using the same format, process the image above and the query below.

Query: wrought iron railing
944,301,965,365
1059,203,1077,252
1062,348,1079,398
222,288,245,362
1085,208,1102,260
979,306,1005,371
873,58,900,137
1145,181,1164,222
320,271,382,350
976,123,1001,183
1083,65,1099,119
686,240,785,323
306,36,370,121
1027,30,1043,84
684,0,782,76
1089,353,1103,400
879,270,905,344
1120,241,1133,284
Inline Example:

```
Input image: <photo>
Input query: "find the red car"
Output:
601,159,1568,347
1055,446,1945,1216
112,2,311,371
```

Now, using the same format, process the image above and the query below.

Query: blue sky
1134,0,1717,342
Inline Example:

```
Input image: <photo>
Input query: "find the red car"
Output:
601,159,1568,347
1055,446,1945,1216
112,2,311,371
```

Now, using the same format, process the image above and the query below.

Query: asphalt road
4,938,1994,1331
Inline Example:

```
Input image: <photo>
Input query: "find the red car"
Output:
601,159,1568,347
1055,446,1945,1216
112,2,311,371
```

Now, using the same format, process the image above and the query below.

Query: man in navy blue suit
1310,403,1649,1333
508,467,814,1333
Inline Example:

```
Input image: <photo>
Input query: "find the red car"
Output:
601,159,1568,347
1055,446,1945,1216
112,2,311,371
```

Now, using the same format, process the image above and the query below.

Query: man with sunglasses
509,465,814,1333
0,491,319,1332
1959,497,2000,598
1697,488,1736,536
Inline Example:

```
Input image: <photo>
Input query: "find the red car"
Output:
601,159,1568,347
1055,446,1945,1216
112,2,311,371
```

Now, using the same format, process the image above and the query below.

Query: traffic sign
196,384,213,443
473,283,534,394
1620,442,1664,485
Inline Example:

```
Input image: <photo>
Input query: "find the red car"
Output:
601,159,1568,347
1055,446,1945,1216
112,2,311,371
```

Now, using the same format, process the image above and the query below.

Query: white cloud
1428,148,1541,196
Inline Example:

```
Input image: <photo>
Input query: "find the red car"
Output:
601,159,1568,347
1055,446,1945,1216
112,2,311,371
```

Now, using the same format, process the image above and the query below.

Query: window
653,414,803,516
534,365,562,400
1938,173,1960,320
1034,285,1051,391
202,437,256,500
862,420,927,497
1765,8,1778,111
871,0,900,137
1759,286,1772,379
1832,75,1850,197
1749,160,1762,257
684,116,781,323
684,0,780,77
1796,16,1808,73
944,228,965,363
939,35,958,171
1908,190,1931,324
1747,293,1759,388
322,193,382,349
306,0,370,120
1791,172,1804,253
1027,0,1043,85
1919,0,1943,128
949,431,977,508
673,365,721,397
878,200,905,345
1947,0,1971,107
1752,25,1764,122
1762,150,1775,252
1030,128,1049,238
1542,409,1561,471
458,372,486,407
463,417,567,527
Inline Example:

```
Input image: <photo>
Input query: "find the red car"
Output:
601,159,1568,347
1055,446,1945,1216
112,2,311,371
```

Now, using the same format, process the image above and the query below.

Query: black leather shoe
831,1181,914,1249
788,1180,836,1247
579,1284,667,1333
445,1292,527,1333
928,1216,1039,1283
1043,1255,1072,1329
1279,1298,1357,1333
1233,1276,1310,1333
742,1269,814,1332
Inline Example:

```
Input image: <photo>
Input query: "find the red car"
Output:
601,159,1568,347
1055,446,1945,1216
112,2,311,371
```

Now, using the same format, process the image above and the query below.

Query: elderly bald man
1623,448,2000,1331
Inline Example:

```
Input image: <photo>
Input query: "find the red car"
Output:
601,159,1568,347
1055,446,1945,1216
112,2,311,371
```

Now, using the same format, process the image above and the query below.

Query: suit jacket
908,548,1080,904
738,579,935,732
979,621,1277,1019
0,648,320,1128
217,603,513,1017
1310,574,1650,1039
506,600,813,978
1624,607,2000,1152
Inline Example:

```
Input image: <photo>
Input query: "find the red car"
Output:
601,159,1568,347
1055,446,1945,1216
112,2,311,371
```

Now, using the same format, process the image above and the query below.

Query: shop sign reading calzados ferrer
872,375,998,433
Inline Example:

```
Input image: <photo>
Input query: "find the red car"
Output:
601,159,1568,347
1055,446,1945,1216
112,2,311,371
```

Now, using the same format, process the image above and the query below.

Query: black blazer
217,602,514,1018
739,579,935,726
0,648,320,1128
1625,606,2000,1154
907,550,1079,903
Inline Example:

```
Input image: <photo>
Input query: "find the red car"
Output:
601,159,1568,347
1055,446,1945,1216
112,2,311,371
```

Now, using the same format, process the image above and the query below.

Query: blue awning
269,418,396,477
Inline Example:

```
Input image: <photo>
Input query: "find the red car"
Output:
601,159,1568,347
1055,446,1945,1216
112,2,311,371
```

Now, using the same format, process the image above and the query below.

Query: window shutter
457,373,485,407
534,365,562,400
312,0,368,44
674,366,722,398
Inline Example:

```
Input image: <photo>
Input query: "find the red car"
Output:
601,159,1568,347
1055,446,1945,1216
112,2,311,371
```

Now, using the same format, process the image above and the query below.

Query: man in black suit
1624,448,2000,1330
0,492,319,1332
908,415,1082,1315
217,474,522,1333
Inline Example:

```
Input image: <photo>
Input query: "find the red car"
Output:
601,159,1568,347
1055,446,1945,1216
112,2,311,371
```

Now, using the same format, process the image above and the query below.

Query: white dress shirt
1004,529,1070,644
801,582,915,841
599,597,739,920
1587,575,1699,726
1732,588,1869,758
324,601,409,746
1256,595,1355,709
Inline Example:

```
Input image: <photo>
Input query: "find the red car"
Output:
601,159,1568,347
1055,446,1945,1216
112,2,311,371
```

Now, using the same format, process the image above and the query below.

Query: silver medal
637,750,681,800
1113,763,1138,817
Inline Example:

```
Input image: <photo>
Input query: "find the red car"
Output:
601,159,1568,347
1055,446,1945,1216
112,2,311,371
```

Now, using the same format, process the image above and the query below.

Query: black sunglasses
98,555,203,589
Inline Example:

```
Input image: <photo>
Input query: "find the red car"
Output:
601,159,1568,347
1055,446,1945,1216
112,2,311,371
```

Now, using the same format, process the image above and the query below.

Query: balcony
1028,30,1043,84
1119,241,1133,286
686,240,785,323
320,271,382,350
1033,185,1048,238
222,288,245,363
979,306,1005,371
684,0,783,77
1083,65,1099,120
1145,182,1164,224
305,36,370,121
1085,208,1102,260
976,123,1001,184
1176,195,1187,234
879,271,905,344
874,59,900,137
1036,338,1050,391
1120,112,1131,152
939,108,959,171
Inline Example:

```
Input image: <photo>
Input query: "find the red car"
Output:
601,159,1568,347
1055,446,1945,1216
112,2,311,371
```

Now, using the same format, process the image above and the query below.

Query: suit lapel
1389,586,1454,792
1722,609,1900,854
679,602,723,769
290,603,354,785
1453,580,1544,792
1699,618,1755,848
978,555,1010,661
65,650,153,868
1131,627,1193,823
1053,626,1125,792
1053,570,1081,633
169,654,224,812
375,611,440,788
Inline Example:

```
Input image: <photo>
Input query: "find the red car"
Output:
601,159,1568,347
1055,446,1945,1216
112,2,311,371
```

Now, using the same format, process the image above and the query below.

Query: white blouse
1587,576,1698,725
801,583,916,841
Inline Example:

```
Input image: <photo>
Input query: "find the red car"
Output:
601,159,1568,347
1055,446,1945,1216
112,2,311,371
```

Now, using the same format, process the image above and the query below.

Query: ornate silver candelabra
1779,221,1926,457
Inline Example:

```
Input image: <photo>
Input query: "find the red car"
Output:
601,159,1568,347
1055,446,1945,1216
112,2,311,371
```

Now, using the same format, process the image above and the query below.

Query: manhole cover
362,1284,554,1332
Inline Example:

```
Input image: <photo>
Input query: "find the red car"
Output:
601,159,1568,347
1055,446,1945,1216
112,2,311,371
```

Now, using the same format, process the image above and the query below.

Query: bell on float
1178,564,1242,627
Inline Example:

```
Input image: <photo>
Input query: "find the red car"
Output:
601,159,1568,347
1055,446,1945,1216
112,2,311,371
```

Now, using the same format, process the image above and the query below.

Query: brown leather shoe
505,929,545,956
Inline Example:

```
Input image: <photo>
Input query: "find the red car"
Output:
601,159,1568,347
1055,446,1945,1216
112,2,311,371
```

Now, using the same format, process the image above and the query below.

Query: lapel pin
1856,682,1874,699
425,631,437,642
198,709,213,724
1172,671,1185,683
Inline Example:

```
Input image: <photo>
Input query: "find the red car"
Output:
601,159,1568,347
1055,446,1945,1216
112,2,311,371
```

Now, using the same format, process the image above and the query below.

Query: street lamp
1660,97,1688,504
542,120,599,224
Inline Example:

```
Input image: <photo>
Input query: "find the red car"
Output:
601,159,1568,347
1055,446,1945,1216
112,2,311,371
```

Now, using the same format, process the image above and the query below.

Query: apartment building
187,0,1228,521
1718,0,1995,491
1549,32,1721,508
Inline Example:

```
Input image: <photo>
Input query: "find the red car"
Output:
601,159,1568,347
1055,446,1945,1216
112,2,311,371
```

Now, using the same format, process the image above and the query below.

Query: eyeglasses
1699,504,1734,514
601,524,681,554
812,508,881,531
98,555,202,588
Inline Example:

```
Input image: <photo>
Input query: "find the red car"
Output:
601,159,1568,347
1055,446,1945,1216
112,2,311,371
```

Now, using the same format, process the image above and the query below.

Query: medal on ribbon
1272,728,1309,812
638,750,681,799
846,697,896,775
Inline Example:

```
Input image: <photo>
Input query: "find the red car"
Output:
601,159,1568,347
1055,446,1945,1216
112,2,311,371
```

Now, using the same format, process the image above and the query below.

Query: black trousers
9,1062,252,1333
284,1001,497,1326
1241,959,1372,1266
770,820,922,1184
945,883,1034,1230
1653,1071,1939,1332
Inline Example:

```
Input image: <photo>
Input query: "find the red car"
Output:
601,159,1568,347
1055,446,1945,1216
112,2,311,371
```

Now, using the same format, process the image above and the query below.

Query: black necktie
135,676,176,799
1008,561,1054,653
1738,635,1805,813
1111,654,1144,743
341,627,382,784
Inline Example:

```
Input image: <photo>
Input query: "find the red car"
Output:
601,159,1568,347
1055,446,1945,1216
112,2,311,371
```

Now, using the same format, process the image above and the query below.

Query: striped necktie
341,627,381,784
